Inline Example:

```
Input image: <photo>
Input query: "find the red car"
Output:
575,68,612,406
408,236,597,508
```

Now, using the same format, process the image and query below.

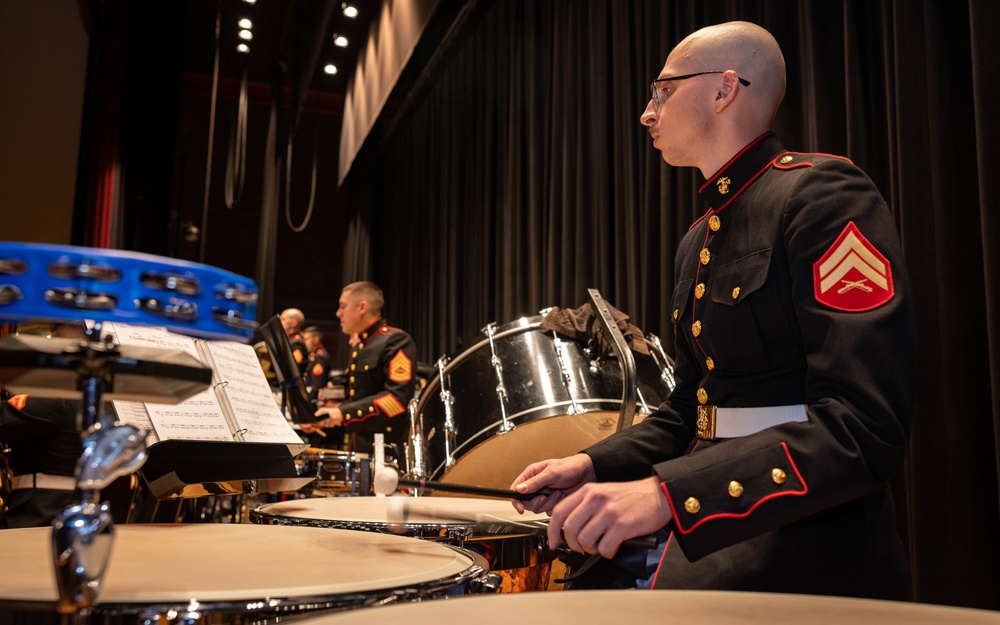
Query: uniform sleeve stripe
374,394,406,417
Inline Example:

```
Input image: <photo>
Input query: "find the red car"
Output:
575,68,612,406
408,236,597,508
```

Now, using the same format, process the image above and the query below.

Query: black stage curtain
341,0,1000,608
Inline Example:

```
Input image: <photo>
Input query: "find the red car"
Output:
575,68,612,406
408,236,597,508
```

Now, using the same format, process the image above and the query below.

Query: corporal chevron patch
813,221,894,312
7,394,28,410
388,349,412,383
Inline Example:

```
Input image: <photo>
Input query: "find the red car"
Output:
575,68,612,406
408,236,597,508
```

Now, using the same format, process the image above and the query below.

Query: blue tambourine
0,242,258,341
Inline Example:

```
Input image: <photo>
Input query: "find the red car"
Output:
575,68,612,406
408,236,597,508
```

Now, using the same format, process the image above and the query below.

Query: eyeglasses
649,71,751,108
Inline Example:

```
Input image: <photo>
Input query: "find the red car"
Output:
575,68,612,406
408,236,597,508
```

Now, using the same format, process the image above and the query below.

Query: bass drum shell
411,315,674,490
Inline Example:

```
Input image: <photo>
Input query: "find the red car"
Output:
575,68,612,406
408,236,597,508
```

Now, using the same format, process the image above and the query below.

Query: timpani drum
0,524,489,624
256,589,1000,625
251,496,556,592
409,314,675,490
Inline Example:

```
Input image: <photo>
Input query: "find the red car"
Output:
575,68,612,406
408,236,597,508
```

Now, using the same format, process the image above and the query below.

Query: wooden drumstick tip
373,466,399,496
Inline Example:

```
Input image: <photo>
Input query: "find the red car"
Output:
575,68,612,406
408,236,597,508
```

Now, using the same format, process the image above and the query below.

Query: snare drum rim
0,545,489,621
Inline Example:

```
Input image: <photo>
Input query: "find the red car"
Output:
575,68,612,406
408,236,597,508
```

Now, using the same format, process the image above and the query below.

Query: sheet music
200,341,302,443
104,322,236,442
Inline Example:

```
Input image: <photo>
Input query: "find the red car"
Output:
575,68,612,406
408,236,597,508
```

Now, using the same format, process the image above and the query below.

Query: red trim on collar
699,132,775,193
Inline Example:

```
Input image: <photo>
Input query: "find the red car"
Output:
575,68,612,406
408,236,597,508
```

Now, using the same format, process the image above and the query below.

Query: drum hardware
646,333,677,392
586,288,637,433
482,322,515,435
552,335,583,415
434,354,458,471
407,396,429,479
48,261,122,282
216,283,259,304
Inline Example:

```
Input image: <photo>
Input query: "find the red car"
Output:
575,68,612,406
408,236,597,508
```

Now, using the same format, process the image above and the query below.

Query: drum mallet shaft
374,467,540,501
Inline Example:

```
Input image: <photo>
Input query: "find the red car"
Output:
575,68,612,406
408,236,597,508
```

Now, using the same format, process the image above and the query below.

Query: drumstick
373,467,537,501
384,496,659,551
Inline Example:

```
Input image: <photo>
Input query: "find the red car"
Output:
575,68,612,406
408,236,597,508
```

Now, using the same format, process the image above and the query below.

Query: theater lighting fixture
334,35,348,47
343,4,358,18
237,43,250,54
238,18,252,29
242,0,256,4
238,29,253,41
324,64,338,75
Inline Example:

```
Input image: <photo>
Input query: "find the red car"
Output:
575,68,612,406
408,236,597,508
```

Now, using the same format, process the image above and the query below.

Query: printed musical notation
106,322,302,445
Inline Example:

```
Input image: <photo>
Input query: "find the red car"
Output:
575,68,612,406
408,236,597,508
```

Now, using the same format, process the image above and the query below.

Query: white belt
696,404,808,439
10,473,78,491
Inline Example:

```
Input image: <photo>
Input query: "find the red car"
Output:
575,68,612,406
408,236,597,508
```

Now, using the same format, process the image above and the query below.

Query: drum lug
435,355,459,470
482,322,515,434
468,572,505,594
447,526,474,544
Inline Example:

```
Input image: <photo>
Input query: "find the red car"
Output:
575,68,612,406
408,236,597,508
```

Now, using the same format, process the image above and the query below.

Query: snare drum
272,590,1000,625
251,496,556,592
0,524,489,623
296,448,372,496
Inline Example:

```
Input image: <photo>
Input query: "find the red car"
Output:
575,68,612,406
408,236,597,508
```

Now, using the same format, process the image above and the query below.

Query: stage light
238,18,252,29
343,4,358,18
334,35,348,47
324,64,338,75
237,43,250,54
238,29,253,41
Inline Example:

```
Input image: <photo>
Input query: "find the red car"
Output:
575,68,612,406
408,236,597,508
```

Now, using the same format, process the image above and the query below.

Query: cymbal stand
50,328,149,621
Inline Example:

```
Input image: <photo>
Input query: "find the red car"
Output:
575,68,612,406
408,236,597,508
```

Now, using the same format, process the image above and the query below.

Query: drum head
0,524,485,618
280,589,1000,625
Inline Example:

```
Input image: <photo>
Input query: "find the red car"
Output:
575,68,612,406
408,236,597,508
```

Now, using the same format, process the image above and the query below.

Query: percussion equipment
251,496,557,592
0,524,490,623
0,242,258,341
296,448,374,496
271,589,1000,625
409,314,675,489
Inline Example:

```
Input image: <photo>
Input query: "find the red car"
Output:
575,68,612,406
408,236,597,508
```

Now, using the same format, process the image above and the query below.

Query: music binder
103,322,311,498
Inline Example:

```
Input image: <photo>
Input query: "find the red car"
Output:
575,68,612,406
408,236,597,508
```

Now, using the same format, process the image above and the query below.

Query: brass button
386,426,392,432
780,155,793,164
364,365,369,371
357,409,363,416
684,497,701,514
345,415,351,421
695,283,706,299
350,364,356,371
673,308,679,320
706,357,714,370
349,389,355,397
708,215,721,231
349,376,355,383
359,343,364,349
697,388,708,405
728,481,744,498
361,332,368,339
732,286,740,299
772,468,787,485
692,320,702,337
352,351,358,358
369,406,374,412
699,248,711,265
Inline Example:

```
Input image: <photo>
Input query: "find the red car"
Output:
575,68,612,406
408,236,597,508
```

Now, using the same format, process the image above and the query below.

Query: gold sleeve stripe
374,394,406,417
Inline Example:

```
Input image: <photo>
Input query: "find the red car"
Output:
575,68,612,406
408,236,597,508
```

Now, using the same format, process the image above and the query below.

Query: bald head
670,21,785,126
279,308,305,335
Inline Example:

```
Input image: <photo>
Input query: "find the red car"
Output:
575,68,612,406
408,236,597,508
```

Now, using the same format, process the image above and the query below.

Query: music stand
258,315,316,425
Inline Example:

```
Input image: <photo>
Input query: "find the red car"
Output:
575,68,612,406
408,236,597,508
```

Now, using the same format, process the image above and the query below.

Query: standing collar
698,133,785,211
359,317,386,340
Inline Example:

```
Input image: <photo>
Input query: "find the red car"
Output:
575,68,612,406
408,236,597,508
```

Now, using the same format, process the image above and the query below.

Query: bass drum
409,314,675,490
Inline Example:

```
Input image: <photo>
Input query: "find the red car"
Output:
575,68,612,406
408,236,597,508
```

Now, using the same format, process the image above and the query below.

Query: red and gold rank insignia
388,349,412,383
7,394,28,410
813,221,894,312
311,362,324,377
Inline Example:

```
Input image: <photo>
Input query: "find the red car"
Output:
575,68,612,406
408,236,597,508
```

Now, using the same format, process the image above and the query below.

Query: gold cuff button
708,215,721,231
700,248,711,265
369,406,374,412
696,388,708,405
732,286,740,299
695,283,706,299
684,497,701,514
728,481,744,498
357,409,363,416
772,468,787,485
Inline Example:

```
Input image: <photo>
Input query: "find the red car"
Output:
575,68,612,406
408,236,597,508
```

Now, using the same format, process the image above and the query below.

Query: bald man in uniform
279,308,308,372
512,21,915,599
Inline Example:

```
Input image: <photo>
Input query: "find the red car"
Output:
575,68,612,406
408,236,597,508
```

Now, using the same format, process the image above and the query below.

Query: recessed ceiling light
238,18,252,29
324,64,338,75
343,4,358,18
238,29,253,41
334,35,348,48
237,43,250,54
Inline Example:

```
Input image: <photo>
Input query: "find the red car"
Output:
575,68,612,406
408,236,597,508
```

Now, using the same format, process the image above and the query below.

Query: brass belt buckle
696,405,717,440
